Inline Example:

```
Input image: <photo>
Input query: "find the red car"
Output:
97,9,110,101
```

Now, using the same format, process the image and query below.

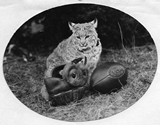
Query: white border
0,0,160,125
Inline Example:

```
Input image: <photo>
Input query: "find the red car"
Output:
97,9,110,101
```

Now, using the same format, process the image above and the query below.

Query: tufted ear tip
90,19,98,28
68,22,76,31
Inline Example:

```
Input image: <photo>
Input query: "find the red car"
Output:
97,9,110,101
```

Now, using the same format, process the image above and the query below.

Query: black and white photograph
1,1,159,123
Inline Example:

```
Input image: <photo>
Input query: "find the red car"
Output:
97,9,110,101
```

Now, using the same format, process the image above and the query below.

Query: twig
118,22,128,53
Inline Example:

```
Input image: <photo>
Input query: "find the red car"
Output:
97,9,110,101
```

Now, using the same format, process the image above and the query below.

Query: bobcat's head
68,19,100,52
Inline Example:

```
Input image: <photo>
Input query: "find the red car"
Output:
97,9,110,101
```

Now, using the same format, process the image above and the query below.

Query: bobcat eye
77,36,81,39
85,35,90,39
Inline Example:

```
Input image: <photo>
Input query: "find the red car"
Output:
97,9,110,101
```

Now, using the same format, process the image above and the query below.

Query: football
90,62,128,94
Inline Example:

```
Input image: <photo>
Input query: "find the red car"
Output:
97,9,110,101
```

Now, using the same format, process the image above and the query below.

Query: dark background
8,3,154,55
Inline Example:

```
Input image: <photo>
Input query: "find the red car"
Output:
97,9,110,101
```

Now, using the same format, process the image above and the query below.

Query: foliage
8,4,153,55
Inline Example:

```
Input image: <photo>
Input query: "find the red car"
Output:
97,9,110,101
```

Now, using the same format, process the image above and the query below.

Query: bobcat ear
68,22,75,31
90,19,98,28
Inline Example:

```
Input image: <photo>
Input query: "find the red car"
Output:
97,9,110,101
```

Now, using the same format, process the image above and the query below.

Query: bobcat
45,19,102,78
41,19,102,101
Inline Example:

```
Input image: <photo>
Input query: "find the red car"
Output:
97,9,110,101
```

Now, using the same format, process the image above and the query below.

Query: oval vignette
3,3,158,122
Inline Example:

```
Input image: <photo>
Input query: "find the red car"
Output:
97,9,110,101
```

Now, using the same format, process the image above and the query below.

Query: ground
3,44,157,122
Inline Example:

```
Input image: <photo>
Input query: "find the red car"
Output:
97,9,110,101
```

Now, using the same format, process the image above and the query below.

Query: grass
3,44,157,122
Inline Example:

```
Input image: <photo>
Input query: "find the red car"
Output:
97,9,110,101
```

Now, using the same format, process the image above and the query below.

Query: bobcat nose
81,42,87,47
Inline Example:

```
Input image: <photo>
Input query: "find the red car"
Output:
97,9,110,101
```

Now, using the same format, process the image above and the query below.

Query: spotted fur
45,19,102,78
